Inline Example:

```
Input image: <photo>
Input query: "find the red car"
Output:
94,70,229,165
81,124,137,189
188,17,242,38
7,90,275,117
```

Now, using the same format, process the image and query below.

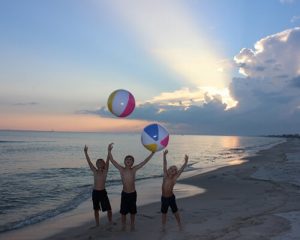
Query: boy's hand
108,143,114,152
84,145,88,153
184,154,189,163
163,149,168,156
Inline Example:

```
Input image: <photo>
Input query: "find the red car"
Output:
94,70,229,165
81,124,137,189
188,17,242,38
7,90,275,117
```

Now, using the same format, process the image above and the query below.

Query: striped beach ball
107,89,135,117
141,123,169,152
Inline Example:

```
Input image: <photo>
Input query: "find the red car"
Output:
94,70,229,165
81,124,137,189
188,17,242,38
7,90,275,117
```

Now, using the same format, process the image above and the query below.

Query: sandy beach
2,138,300,240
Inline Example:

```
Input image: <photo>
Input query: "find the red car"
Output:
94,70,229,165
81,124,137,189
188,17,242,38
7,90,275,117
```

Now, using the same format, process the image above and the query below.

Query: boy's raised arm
163,150,168,175
133,152,155,171
105,143,114,171
84,145,97,172
176,155,188,178
108,144,123,171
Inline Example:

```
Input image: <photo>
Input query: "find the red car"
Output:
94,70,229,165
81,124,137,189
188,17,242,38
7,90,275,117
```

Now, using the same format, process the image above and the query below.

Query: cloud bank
88,27,300,135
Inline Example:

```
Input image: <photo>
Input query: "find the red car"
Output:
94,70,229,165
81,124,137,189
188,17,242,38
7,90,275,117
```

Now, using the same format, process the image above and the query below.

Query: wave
0,168,166,233
0,184,91,233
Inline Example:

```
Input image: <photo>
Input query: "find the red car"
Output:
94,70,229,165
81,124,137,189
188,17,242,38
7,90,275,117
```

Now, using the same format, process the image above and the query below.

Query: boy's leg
174,212,182,228
130,213,135,231
121,214,126,230
94,210,100,226
162,213,167,227
161,196,169,229
100,190,112,224
107,210,112,223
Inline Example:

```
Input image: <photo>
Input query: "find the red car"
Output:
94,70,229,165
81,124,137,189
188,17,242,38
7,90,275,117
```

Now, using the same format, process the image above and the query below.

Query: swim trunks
161,194,178,213
92,189,111,211
120,191,137,215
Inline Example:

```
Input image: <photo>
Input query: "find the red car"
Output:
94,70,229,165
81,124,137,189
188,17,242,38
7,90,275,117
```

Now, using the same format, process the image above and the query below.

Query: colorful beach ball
141,123,169,152
107,89,135,117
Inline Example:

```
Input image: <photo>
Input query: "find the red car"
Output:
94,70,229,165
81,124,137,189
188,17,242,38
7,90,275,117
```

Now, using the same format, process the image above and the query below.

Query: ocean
0,130,284,233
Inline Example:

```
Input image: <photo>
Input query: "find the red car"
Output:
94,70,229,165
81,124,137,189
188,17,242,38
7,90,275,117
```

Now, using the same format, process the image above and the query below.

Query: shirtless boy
108,143,155,230
161,149,188,229
84,143,113,227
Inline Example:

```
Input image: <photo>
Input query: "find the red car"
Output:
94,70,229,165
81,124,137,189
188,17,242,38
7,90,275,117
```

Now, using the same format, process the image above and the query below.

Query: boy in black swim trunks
108,143,155,231
84,143,113,227
161,149,188,229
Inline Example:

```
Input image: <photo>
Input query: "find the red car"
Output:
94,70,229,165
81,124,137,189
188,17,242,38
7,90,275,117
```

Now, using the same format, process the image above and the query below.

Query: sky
0,0,300,135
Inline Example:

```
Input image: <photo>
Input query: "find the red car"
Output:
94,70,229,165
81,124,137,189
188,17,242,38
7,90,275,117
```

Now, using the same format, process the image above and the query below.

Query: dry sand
2,139,300,240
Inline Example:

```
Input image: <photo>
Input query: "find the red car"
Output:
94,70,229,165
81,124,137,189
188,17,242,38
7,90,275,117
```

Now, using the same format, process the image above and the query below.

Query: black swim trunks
92,189,111,211
120,191,137,215
161,194,178,214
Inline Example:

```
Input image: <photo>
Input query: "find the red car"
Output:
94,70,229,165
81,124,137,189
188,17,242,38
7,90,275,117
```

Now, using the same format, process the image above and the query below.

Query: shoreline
0,177,203,240
2,138,299,239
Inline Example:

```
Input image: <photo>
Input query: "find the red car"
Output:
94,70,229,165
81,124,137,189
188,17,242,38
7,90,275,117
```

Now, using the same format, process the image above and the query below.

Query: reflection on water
221,136,240,149
228,159,247,165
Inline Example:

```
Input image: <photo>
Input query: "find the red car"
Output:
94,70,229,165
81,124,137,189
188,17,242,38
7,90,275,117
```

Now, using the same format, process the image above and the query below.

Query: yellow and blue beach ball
107,89,135,117
141,123,169,152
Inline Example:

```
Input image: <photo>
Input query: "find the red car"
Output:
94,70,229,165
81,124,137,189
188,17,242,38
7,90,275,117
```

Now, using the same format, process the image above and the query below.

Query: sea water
0,130,284,233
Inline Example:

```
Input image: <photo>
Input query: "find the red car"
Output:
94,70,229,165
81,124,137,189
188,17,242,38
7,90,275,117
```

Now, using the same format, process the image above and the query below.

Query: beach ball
141,123,169,152
107,89,135,117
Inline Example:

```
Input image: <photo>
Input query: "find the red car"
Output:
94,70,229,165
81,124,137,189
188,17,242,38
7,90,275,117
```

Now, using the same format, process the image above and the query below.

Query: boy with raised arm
161,149,188,230
84,143,113,227
108,143,155,231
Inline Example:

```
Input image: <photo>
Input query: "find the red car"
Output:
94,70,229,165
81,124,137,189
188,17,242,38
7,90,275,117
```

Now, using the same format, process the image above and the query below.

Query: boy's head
167,165,178,176
96,159,106,170
124,155,134,167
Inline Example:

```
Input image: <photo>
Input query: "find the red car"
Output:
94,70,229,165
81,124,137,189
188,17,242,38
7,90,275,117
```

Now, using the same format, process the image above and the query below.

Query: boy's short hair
96,159,105,164
168,165,178,171
124,155,134,162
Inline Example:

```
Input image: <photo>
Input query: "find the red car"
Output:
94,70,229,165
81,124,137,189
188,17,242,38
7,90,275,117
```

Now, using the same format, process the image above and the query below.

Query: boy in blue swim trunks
161,149,188,230
84,143,113,227
109,143,155,231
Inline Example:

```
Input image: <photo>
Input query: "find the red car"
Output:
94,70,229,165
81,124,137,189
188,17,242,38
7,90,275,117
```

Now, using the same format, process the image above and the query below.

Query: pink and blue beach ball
107,89,135,117
141,123,169,152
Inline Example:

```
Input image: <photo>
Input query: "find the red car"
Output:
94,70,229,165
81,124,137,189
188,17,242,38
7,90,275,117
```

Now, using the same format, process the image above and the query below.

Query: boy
161,149,188,230
84,143,113,227
108,143,155,230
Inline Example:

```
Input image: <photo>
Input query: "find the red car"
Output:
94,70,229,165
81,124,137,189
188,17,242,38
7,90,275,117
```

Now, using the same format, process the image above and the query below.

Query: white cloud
146,86,237,110
234,27,300,81
291,16,300,23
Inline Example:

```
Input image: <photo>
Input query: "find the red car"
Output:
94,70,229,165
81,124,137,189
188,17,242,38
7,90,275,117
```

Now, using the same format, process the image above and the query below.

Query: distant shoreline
265,134,300,139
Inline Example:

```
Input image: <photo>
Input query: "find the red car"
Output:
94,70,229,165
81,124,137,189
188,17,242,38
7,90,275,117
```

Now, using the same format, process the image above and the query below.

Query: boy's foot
178,224,183,231
121,225,126,231
89,225,99,229
130,225,135,232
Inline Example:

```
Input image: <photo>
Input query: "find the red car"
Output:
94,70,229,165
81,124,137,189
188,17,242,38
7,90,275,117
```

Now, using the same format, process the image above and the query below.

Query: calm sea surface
0,131,284,233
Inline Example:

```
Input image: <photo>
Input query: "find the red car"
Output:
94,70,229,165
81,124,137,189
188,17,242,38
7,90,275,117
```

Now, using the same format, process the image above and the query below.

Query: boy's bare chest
121,170,135,179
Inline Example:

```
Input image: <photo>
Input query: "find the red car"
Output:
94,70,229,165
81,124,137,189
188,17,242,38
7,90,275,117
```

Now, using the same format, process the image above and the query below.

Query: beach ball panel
144,144,157,152
107,90,117,114
119,92,135,117
160,135,169,147
144,124,159,141
112,90,129,116
141,131,157,145
158,125,168,138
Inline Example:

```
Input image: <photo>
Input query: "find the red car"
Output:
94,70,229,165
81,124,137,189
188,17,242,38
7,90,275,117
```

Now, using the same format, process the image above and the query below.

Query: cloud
234,27,300,80
84,27,300,135
12,102,39,106
291,16,300,23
